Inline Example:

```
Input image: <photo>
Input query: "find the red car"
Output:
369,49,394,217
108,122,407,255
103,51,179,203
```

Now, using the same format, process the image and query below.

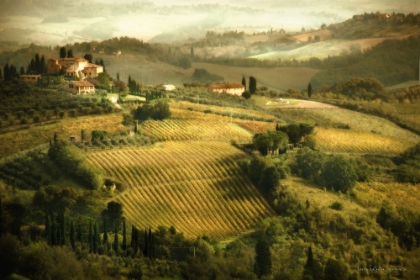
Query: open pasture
86,141,275,240
190,62,319,91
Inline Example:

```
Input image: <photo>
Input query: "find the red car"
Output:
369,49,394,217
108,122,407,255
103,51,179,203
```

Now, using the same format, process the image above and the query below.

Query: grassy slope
190,62,319,91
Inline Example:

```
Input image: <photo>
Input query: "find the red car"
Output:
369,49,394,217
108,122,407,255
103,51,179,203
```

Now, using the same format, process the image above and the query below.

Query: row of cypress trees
44,212,156,258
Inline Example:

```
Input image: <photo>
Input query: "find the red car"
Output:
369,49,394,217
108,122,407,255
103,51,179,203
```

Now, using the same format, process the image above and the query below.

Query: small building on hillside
64,80,96,95
208,83,245,96
47,58,103,78
20,74,41,83
83,63,104,78
157,84,176,91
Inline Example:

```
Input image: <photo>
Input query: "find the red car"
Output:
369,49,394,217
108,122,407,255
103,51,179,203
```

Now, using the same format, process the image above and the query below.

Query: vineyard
140,112,253,143
314,127,414,155
0,114,125,159
86,142,275,240
234,120,277,134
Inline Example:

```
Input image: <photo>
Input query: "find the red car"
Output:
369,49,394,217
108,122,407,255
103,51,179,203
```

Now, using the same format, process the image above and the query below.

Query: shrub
330,202,343,210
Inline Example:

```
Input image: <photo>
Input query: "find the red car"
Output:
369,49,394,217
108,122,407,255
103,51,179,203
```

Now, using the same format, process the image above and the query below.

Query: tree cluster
134,101,171,122
48,135,104,189
191,68,224,84
26,53,46,74
252,131,289,156
394,142,420,184
377,201,420,250
294,147,365,193
276,123,314,146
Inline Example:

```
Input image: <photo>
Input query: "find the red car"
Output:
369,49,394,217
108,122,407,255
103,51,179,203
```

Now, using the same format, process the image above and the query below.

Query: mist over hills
0,0,419,45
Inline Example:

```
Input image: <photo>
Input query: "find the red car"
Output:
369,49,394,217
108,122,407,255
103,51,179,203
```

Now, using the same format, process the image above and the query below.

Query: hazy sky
0,0,419,45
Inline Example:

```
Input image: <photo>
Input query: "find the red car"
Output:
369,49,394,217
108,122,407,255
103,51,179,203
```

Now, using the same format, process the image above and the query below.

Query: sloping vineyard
86,142,275,240
140,119,253,143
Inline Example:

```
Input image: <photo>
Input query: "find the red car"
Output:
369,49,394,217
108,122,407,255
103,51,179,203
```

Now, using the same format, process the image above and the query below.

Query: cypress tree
88,221,93,253
60,47,66,58
249,76,257,94
241,76,246,90
308,83,312,98
303,246,314,277
93,222,98,254
131,225,138,255
254,237,272,278
103,219,108,252
77,223,83,247
40,55,45,73
51,215,57,246
35,53,40,73
148,227,152,259
122,220,127,252
45,211,51,244
60,211,65,246
4,64,9,81
143,229,148,257
0,68,2,80
0,196,5,235
114,226,119,254
67,49,74,58
70,220,75,251
20,66,24,75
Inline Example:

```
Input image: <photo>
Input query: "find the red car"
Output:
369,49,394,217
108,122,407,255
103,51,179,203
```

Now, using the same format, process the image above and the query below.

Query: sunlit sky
0,0,419,45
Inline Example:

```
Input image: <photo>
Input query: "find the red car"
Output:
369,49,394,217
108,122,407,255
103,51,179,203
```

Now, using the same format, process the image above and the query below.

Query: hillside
86,141,275,240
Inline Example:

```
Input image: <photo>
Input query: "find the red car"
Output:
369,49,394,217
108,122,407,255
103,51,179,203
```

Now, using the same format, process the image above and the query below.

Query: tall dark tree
122,220,127,252
303,246,314,278
0,68,2,80
254,237,272,278
117,72,120,82
241,76,246,90
84,53,93,63
51,215,57,246
88,221,93,253
249,76,257,94
308,83,312,98
93,222,98,254
113,225,119,254
70,220,75,251
77,223,83,246
143,229,148,257
40,55,45,73
81,129,85,142
67,49,74,58
190,47,194,59
103,218,108,251
35,53,40,73
0,197,5,236
102,201,123,231
59,211,65,245
20,66,25,75
3,64,9,81
60,47,66,58
131,225,138,255
45,211,51,244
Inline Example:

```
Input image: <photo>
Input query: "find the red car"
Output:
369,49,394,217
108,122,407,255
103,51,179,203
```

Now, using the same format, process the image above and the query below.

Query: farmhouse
64,80,96,95
47,58,103,78
20,74,41,83
157,84,176,91
208,83,245,96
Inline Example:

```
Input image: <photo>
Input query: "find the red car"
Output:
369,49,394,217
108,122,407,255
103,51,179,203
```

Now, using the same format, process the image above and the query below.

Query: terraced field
86,142,275,240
